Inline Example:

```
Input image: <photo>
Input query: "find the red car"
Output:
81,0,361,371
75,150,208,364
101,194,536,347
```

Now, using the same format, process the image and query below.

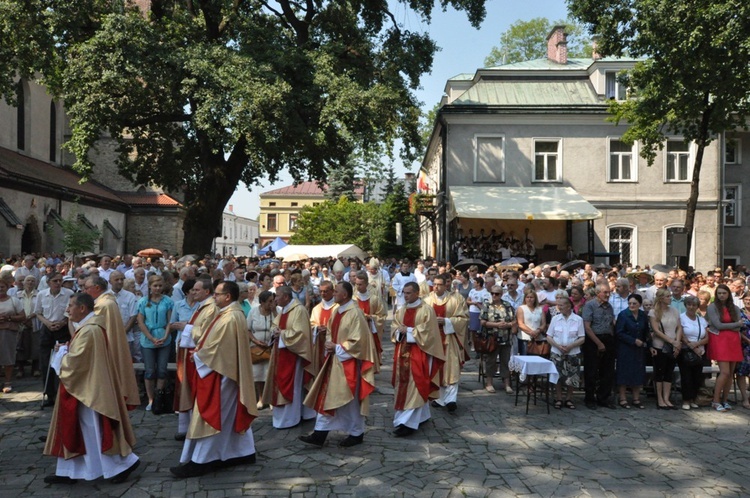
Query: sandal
554,400,563,410
2,384,12,394
618,399,630,409
631,400,645,409
563,400,576,410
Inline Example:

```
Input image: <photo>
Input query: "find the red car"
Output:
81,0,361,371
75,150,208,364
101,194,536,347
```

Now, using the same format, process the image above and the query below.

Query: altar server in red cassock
262,285,316,428
43,293,140,485
391,282,445,437
300,282,378,447
425,274,469,412
171,281,258,478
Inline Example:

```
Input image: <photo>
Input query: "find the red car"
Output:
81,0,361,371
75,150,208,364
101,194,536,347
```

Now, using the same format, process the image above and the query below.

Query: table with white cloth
508,355,559,414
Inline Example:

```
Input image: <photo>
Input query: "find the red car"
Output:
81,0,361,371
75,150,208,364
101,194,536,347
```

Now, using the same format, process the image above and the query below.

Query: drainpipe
718,132,725,266
439,114,448,261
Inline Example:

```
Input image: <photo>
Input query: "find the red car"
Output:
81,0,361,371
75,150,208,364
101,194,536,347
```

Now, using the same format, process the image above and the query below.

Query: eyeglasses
49,279,62,283
214,291,229,296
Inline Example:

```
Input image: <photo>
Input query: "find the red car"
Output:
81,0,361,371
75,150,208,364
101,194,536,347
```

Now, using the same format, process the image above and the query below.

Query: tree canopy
0,0,488,254
291,182,419,260
484,17,591,67
568,0,750,266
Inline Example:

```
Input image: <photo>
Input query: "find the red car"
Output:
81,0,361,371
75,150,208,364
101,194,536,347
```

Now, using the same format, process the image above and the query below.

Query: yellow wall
258,195,323,245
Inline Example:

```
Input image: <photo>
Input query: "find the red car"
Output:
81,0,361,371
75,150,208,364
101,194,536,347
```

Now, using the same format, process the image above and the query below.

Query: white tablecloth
508,355,559,384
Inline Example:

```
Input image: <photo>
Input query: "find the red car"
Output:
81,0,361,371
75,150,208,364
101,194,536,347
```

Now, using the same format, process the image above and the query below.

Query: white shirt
680,313,707,344
34,287,74,322
547,312,585,355
113,289,138,328
502,291,523,310
468,288,490,313
98,267,114,282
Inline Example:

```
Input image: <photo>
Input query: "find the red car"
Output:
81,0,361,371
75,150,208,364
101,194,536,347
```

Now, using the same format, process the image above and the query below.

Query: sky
225,0,571,219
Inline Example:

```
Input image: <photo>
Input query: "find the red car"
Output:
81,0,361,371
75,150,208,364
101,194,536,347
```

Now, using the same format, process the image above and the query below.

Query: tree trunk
181,138,248,255
682,106,713,270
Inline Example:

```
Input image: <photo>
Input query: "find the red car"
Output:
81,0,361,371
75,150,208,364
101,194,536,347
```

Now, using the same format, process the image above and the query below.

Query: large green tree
0,0,487,254
290,196,382,252
568,0,750,267
484,17,591,67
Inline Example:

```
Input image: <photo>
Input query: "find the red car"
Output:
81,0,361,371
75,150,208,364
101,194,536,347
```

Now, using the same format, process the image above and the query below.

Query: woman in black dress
615,293,650,409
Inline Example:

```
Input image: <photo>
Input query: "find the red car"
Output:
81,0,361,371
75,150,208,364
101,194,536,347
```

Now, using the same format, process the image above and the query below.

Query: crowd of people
1,250,750,484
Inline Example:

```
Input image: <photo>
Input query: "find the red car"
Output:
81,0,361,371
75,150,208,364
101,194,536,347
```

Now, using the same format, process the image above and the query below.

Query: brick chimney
228,204,234,213
546,25,568,65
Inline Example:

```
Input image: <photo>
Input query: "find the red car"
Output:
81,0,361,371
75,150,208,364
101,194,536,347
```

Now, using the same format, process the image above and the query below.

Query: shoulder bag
680,318,704,367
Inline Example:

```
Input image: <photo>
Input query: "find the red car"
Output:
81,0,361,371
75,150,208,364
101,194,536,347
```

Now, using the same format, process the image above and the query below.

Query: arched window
16,82,25,150
49,100,57,162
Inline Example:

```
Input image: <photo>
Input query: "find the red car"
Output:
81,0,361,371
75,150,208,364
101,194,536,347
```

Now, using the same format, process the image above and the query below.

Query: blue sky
226,0,570,219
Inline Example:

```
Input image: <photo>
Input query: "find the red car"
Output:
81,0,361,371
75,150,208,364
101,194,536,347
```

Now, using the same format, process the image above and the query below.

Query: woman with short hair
615,293,650,409
678,295,709,410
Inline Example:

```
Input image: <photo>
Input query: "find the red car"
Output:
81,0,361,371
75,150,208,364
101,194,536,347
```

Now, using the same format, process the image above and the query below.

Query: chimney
591,35,603,60
546,25,568,65
228,204,234,213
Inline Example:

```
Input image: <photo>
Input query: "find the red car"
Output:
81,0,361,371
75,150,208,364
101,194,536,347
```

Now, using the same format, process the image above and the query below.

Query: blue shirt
170,298,198,324
138,295,174,349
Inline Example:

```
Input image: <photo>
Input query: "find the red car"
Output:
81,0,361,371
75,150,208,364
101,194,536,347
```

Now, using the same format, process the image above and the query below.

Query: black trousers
583,334,616,404
39,324,70,401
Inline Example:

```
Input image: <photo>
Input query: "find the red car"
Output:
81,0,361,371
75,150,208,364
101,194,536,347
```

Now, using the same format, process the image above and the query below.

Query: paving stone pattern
2,326,750,497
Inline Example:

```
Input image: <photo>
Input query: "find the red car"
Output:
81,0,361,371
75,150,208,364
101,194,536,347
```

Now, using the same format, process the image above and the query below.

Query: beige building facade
420,27,729,270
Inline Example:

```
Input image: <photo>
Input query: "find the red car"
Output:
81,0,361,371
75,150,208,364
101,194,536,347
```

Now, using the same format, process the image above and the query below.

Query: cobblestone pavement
2,337,750,497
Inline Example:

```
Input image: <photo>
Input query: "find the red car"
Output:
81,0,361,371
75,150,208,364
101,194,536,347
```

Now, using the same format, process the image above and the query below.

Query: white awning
448,186,602,221
275,244,369,260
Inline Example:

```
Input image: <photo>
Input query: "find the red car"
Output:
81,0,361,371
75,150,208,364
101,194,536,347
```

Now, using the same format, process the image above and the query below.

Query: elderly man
391,282,445,437
35,272,73,406
15,255,41,282
171,281,257,478
110,271,140,363
174,276,217,441
262,285,316,428
84,276,140,409
98,255,114,283
646,272,669,302
670,279,687,313
353,271,386,364
43,293,139,485
366,258,389,304
582,284,616,410
609,278,631,318
271,275,286,294
425,274,469,412
123,257,143,280
300,282,377,448
133,268,148,297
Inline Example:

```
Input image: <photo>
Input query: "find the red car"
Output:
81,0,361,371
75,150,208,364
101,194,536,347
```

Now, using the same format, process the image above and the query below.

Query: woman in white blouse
678,295,709,410
517,288,546,356
546,292,585,409
247,290,276,409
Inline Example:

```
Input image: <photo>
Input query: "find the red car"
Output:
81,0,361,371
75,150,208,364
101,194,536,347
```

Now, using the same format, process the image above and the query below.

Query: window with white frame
605,72,627,100
725,137,741,165
665,140,691,182
608,226,633,266
723,185,741,226
534,139,561,182
474,135,505,182
608,139,636,181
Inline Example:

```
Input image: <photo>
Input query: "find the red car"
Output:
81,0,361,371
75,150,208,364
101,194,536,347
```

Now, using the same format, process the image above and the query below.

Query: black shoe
216,453,256,469
430,400,443,408
446,402,457,413
597,401,617,410
174,433,186,441
110,459,140,484
298,430,328,447
393,425,416,437
38,435,47,443
43,475,77,485
42,399,55,407
169,461,215,478
585,401,597,410
338,434,364,447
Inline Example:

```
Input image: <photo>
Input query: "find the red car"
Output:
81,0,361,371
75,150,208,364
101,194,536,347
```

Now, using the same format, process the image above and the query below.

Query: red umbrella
137,248,163,258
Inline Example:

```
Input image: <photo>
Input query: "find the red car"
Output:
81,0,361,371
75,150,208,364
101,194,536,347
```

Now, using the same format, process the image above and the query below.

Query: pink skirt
708,330,743,362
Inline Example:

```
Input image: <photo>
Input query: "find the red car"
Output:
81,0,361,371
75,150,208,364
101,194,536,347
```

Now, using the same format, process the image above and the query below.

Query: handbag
680,317,704,367
250,345,272,363
527,340,551,357
472,331,496,354
659,320,674,355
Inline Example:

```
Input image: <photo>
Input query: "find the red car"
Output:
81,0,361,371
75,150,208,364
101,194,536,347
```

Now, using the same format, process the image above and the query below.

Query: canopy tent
448,186,602,221
257,236,288,255
275,244,368,261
